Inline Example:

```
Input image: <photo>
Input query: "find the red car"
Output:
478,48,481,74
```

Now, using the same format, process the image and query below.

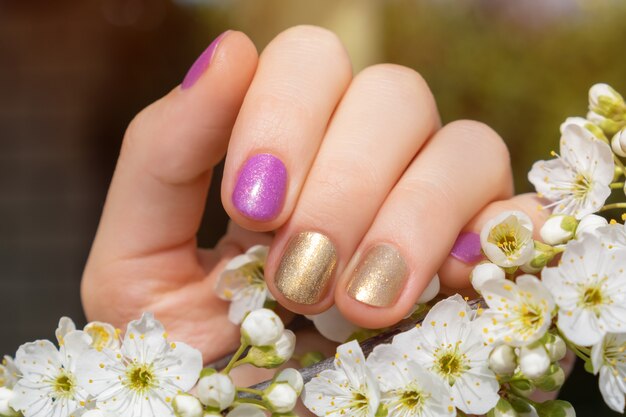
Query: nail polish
347,244,408,307
181,31,229,90
232,153,287,222
450,232,483,264
275,232,337,305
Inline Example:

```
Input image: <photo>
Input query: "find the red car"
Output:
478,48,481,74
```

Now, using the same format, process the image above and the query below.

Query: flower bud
0,387,19,417
264,382,298,414
533,363,565,391
509,396,539,417
560,116,608,141
246,330,296,368
274,368,304,395
196,373,235,410
298,351,325,367
544,334,567,362
471,262,505,292
588,83,626,136
535,400,575,417
84,321,120,351
308,305,359,343
519,345,551,379
489,398,518,417
173,394,204,417
611,129,626,157
489,344,518,376
575,214,608,238
226,404,266,417
520,241,557,274
509,378,535,398
241,308,284,347
417,274,440,304
540,215,577,245
590,83,624,113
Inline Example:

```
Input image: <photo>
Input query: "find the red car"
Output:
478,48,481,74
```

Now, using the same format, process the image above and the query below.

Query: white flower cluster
0,309,301,417
304,83,626,417
172,308,301,417
303,296,498,416
0,314,203,417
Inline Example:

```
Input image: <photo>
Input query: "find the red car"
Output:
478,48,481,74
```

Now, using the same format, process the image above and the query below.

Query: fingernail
181,31,229,90
232,153,288,221
450,232,483,264
347,244,408,307
275,232,337,305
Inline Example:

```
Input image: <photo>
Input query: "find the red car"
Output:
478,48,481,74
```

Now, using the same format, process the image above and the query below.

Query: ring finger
335,120,514,328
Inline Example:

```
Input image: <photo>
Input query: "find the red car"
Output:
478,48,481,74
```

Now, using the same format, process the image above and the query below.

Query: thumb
87,30,258,264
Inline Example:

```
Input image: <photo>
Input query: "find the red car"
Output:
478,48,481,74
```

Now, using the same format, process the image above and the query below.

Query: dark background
1,1,625,414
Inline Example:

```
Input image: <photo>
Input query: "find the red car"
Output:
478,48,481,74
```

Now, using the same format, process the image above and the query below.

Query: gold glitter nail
347,244,408,307
275,232,337,304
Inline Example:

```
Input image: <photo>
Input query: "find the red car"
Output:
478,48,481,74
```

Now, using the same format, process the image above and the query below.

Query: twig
239,298,485,395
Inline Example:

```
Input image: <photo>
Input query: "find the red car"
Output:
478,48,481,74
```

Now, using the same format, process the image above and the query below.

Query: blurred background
1,0,625,414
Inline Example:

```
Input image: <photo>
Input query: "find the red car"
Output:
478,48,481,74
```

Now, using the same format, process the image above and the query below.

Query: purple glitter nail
232,154,287,221
450,232,484,264
181,31,229,90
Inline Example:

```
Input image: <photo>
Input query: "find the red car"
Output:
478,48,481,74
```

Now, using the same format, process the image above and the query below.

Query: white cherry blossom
528,124,614,219
367,344,455,416
392,295,499,415
215,245,273,324
303,340,380,417
75,313,202,417
480,211,535,268
542,234,626,346
591,332,626,413
0,356,19,389
10,331,91,417
476,275,554,347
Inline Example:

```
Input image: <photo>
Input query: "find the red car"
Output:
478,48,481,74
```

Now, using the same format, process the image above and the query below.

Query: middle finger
265,64,440,314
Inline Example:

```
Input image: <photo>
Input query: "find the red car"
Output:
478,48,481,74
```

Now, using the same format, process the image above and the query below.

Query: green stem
223,343,249,374
557,328,590,361
614,155,626,175
232,357,253,368
599,202,626,212
237,387,264,397
611,182,625,189
233,398,268,408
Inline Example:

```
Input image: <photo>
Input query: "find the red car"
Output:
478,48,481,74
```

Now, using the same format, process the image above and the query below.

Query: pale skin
81,26,555,398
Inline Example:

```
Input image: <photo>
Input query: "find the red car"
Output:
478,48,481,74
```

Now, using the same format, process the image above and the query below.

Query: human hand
81,26,548,364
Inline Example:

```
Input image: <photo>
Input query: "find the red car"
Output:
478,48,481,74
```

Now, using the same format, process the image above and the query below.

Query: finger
221,25,352,230
265,64,439,313
438,193,550,289
84,32,257,274
335,120,513,328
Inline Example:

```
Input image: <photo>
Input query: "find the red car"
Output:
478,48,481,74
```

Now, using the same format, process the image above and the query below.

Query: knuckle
245,92,313,145
445,120,510,161
397,172,457,217
355,64,435,113
278,25,345,53
443,119,512,180
272,25,351,75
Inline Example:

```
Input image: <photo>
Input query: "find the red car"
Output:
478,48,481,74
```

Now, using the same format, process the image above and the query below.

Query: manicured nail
275,232,337,305
450,232,483,264
347,244,408,307
232,153,288,222
181,31,229,90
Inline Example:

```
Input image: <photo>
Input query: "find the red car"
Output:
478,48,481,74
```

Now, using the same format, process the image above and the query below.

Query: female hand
81,25,547,363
